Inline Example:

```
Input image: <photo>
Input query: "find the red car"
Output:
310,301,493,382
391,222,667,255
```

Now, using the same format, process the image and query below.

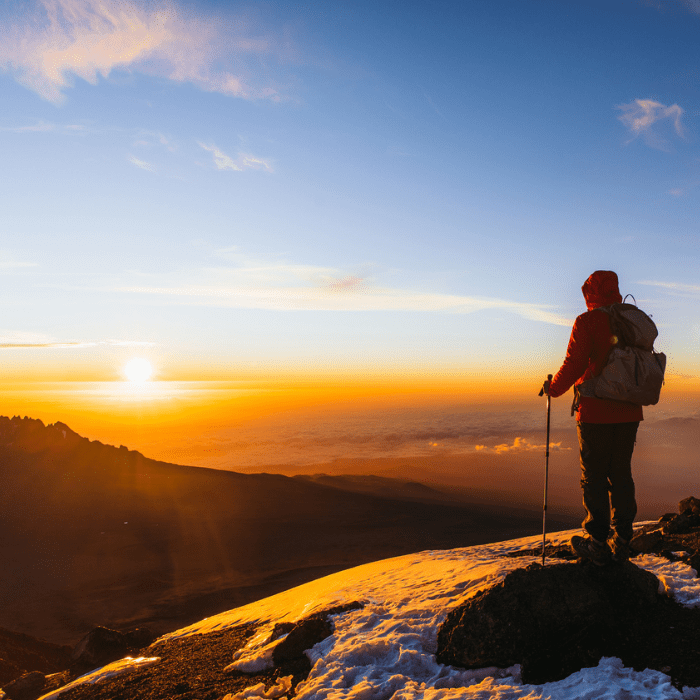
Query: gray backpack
577,302,666,406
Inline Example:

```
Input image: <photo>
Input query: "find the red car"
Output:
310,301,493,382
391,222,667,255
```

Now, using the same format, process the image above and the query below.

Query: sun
124,358,153,383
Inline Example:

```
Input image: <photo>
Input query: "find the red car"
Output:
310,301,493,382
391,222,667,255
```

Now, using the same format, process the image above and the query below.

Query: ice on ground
36,657,160,700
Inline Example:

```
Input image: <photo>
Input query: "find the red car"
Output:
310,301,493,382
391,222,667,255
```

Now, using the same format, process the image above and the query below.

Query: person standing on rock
543,270,642,565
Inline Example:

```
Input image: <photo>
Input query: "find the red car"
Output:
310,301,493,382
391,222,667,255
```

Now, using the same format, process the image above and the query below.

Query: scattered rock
679,496,700,515
436,561,660,684
662,513,692,535
687,551,700,575
630,529,662,553
2,670,45,700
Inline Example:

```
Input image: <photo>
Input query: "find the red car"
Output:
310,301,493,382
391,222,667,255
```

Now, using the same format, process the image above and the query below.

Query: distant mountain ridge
0,415,150,462
0,416,576,647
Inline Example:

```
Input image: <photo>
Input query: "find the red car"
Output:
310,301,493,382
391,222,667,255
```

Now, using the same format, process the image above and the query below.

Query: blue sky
1,0,698,394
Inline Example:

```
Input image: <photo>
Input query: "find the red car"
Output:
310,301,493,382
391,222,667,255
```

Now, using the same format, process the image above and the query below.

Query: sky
1,0,699,470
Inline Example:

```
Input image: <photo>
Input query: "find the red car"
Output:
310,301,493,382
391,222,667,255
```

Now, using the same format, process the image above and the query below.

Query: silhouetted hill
0,626,71,687
291,473,446,501
0,416,576,646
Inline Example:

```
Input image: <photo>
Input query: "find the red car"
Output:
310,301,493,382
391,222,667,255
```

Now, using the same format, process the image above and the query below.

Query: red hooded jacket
548,271,644,424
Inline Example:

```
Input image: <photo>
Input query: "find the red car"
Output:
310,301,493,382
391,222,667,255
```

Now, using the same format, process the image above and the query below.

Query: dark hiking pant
577,421,639,543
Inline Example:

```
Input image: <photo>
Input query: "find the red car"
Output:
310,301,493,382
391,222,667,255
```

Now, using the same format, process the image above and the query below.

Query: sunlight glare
124,358,153,383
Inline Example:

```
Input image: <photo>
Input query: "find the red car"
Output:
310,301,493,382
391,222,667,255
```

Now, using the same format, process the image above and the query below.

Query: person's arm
548,315,593,398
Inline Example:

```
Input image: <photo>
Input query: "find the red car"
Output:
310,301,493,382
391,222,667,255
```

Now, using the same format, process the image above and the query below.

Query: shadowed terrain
0,416,576,645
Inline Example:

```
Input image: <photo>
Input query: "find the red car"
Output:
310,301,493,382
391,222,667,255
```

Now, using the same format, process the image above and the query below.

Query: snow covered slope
38,528,700,700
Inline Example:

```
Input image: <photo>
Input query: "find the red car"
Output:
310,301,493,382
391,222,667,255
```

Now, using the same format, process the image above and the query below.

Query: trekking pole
538,374,553,566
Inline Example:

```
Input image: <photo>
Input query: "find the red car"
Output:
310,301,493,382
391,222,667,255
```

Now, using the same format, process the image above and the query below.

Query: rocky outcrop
679,496,700,515
630,497,700,577
656,497,700,535
70,626,155,676
436,560,660,684
270,602,362,667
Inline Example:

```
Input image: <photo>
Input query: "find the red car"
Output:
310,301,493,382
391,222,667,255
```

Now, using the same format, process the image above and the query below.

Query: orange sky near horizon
1,368,698,469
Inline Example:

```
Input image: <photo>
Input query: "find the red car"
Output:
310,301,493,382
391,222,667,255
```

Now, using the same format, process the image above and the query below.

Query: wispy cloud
198,142,273,173
128,155,156,172
114,259,571,324
617,99,685,151
0,0,285,104
0,333,156,350
639,280,700,296
668,181,699,197
421,88,444,118
0,251,38,269
0,120,85,133
0,342,95,349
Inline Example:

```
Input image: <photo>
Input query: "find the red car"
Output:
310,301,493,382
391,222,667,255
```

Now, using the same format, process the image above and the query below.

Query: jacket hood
582,270,622,310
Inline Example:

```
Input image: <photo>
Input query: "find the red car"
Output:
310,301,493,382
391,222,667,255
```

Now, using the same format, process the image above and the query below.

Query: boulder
70,626,154,676
630,529,662,553
272,616,333,665
662,513,692,535
2,671,45,700
436,561,660,684
271,602,362,667
679,496,700,515
688,551,700,575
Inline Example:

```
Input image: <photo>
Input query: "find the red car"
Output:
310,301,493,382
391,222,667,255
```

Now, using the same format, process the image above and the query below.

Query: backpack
576,302,666,406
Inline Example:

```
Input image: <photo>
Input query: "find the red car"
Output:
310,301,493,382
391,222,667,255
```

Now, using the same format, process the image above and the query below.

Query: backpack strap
571,385,580,417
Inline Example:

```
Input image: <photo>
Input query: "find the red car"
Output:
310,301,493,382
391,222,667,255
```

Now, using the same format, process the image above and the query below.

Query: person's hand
538,376,552,397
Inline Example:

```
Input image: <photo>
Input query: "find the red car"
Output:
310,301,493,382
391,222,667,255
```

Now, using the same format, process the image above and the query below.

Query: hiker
543,270,643,564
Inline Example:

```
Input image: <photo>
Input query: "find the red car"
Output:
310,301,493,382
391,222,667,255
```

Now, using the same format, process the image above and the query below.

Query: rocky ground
499,496,700,689
51,604,362,700
3,499,699,700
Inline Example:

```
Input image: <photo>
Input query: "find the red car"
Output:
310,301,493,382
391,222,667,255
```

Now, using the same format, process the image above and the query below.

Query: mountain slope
34,528,700,700
0,416,576,645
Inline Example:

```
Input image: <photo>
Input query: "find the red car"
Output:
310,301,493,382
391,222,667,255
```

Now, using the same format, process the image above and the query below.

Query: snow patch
637,554,700,608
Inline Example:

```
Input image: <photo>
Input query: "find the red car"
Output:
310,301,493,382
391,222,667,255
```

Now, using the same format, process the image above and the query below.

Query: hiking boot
571,535,611,566
608,533,631,563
